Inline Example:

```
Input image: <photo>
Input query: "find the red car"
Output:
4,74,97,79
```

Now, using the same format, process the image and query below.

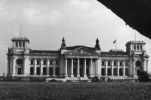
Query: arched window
125,68,129,76
49,67,53,75
113,68,117,76
135,61,142,73
107,68,111,76
16,59,23,65
135,61,142,66
101,68,105,76
43,67,47,75
36,67,40,75
30,67,34,75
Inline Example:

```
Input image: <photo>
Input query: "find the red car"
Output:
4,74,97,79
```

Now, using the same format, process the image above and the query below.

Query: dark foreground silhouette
98,0,151,39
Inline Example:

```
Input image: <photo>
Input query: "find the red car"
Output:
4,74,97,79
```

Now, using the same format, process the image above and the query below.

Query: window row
101,68,129,76
102,61,129,66
15,41,25,48
30,60,59,65
133,45,142,51
30,67,59,75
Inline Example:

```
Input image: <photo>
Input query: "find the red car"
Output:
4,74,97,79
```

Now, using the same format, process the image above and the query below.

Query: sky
0,0,151,75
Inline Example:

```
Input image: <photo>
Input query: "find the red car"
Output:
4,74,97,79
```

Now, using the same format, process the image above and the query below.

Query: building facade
7,37,149,80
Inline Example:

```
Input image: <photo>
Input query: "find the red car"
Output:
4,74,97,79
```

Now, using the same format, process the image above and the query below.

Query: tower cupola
11,37,30,49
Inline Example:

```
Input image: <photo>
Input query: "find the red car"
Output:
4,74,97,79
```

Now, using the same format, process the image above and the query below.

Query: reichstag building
7,37,149,80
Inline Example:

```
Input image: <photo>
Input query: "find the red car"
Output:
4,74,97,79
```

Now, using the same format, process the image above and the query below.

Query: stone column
90,59,93,77
117,61,119,76
96,59,100,77
34,59,37,75
71,58,74,77
84,58,87,77
40,59,43,76
111,60,113,76
105,60,107,76
47,59,49,76
77,58,80,77
123,61,126,76
12,57,16,76
53,60,56,77
65,58,68,77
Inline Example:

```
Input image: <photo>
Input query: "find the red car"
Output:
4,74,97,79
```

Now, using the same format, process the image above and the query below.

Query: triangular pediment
65,46,96,55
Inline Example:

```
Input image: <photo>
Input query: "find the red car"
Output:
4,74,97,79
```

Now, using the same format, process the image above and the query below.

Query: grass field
0,82,151,100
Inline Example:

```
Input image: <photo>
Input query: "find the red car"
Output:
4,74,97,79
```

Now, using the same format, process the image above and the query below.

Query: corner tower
126,41,149,77
7,37,30,77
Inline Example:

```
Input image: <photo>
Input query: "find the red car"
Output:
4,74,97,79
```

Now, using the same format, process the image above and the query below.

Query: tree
137,70,150,82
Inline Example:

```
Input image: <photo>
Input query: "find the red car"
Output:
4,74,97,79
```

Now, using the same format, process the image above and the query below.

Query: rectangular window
140,45,142,50
102,61,105,66
120,61,123,66
134,45,136,50
43,60,47,65
114,61,116,66
37,60,40,65
16,42,18,47
30,60,34,65
108,61,110,66
50,60,53,65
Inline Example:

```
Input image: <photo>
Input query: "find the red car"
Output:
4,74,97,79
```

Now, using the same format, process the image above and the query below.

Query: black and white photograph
0,0,151,100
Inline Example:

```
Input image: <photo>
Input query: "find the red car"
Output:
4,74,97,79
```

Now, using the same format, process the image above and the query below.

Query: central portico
60,38,101,78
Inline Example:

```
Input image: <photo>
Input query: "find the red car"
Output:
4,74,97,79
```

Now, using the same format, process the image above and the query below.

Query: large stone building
7,37,149,80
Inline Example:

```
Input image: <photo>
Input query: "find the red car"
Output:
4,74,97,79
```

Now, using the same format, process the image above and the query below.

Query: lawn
0,82,151,100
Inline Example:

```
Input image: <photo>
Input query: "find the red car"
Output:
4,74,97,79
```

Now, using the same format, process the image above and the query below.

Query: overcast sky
0,0,150,75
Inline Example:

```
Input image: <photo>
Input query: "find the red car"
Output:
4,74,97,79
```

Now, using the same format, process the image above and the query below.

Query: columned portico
64,57,98,78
